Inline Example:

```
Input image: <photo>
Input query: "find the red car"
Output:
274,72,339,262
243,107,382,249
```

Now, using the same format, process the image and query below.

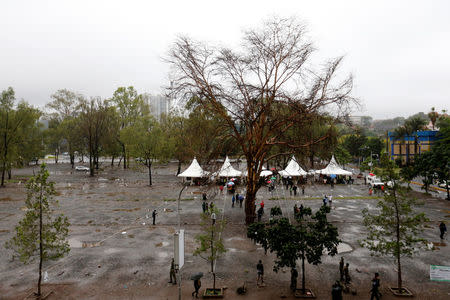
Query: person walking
293,185,298,196
219,185,224,195
232,195,235,207
339,257,344,282
370,272,381,300
205,202,209,211
169,258,177,284
256,260,264,286
239,194,244,208
202,192,207,201
439,222,447,239
301,185,305,195
192,278,201,298
257,207,264,222
202,201,206,213
344,263,351,284
290,267,298,292
152,209,157,225
331,280,343,300
323,195,328,206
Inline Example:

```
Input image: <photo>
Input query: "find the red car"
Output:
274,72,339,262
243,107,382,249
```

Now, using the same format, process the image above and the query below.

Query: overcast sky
1,0,449,119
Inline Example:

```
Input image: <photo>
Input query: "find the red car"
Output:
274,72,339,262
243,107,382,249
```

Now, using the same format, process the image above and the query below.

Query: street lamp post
211,212,217,293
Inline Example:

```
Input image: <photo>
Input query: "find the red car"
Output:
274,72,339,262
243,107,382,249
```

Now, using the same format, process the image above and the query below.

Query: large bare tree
168,17,357,224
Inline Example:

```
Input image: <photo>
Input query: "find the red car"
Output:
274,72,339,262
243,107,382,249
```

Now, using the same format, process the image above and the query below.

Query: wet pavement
0,162,449,299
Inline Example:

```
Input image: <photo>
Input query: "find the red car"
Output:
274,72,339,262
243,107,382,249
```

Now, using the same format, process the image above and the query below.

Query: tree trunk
89,153,94,177
70,153,74,168
117,157,122,167
245,160,258,224
95,155,99,170
7,167,11,179
38,186,43,297
111,156,115,167
122,144,127,169
301,253,306,294
177,160,181,176
148,161,152,186
1,160,6,187
394,190,402,289
405,140,410,166
1,113,8,187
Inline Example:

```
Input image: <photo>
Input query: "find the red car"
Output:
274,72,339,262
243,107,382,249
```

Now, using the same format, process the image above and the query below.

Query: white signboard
430,265,450,282
174,230,185,269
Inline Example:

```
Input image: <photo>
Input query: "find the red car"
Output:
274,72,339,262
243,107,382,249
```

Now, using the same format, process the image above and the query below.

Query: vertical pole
177,185,186,300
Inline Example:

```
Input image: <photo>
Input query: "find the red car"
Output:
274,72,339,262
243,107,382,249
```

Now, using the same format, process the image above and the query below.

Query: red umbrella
369,173,375,176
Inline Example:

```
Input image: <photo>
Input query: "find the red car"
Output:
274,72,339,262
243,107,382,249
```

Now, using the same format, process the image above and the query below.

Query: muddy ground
0,162,449,300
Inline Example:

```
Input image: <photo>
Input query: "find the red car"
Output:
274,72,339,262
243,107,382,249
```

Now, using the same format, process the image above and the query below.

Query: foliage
168,17,356,223
5,164,70,297
270,206,282,216
194,208,227,290
122,116,174,185
361,155,430,289
1,87,42,186
334,144,351,166
247,205,339,293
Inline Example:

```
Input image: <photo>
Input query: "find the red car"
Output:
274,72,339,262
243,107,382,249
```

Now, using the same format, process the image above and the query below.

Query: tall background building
145,94,172,119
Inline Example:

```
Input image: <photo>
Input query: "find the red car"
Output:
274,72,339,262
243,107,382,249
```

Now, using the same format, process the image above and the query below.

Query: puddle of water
337,242,353,253
69,238,103,248
104,248,121,254
68,238,83,248
226,237,245,242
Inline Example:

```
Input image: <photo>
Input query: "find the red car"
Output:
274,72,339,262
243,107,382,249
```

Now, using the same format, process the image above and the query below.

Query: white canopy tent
217,156,242,177
315,155,352,176
279,156,307,177
178,158,209,178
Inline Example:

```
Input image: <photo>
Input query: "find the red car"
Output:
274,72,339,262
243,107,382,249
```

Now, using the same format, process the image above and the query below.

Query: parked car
75,166,90,171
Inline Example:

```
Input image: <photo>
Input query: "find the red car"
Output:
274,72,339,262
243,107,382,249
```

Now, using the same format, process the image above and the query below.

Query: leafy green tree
343,131,367,158
5,164,70,297
78,98,111,176
393,126,408,166
431,116,450,199
193,208,227,293
411,151,434,193
1,88,41,186
428,107,439,130
248,205,339,295
404,116,427,163
46,89,83,167
110,87,149,169
334,144,351,167
361,155,430,292
122,116,173,185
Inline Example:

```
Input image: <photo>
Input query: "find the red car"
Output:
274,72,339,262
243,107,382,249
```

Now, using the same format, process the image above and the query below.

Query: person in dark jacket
192,279,201,298
370,272,381,300
439,222,447,239
152,209,157,225
331,281,343,300
256,260,264,286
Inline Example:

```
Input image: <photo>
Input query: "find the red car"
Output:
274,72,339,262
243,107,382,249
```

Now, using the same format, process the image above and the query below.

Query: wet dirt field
0,162,449,299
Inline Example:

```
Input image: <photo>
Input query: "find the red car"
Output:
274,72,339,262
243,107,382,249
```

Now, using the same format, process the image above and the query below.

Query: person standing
331,281,343,300
169,258,177,284
370,272,381,300
257,207,264,222
232,194,235,207
152,209,157,225
202,201,206,213
192,278,201,298
439,222,447,239
344,263,351,284
256,260,264,286
290,267,298,292
239,194,244,208
301,185,305,195
219,185,224,195
293,185,298,196
202,192,207,201
339,257,344,282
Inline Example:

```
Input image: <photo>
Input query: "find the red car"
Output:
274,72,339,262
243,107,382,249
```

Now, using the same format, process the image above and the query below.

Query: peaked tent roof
218,156,242,177
315,155,352,175
178,158,209,178
279,156,307,177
